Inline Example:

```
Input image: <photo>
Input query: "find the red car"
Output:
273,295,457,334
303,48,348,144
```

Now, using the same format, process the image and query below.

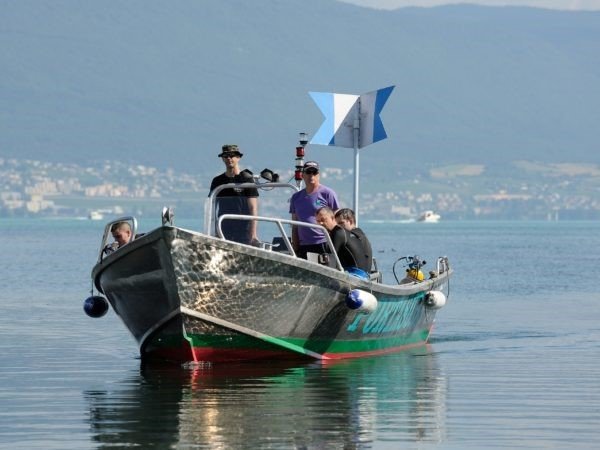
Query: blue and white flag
309,86,394,149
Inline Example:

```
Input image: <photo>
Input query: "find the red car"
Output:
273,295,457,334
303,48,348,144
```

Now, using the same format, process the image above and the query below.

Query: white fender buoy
425,291,446,309
345,289,378,314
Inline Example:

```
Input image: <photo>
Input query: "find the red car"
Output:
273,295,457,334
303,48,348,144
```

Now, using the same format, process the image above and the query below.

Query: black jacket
328,225,370,272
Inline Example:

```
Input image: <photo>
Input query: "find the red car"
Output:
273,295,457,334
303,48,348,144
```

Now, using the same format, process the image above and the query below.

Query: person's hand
250,238,261,247
103,242,118,255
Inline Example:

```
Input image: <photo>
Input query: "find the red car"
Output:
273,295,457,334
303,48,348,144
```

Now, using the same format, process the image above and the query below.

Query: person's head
218,144,243,170
315,206,337,231
302,161,320,190
110,221,132,247
335,208,356,230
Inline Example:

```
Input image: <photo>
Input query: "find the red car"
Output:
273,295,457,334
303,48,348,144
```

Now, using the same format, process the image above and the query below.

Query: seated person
103,221,132,255
334,208,373,272
315,207,370,274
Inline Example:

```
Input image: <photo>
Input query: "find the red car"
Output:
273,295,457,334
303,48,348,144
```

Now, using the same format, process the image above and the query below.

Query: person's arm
208,176,218,197
330,190,340,211
330,226,345,255
247,196,258,242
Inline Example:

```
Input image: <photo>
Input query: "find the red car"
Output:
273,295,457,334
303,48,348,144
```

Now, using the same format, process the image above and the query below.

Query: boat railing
205,180,300,237
436,256,450,275
97,216,138,263
216,214,345,272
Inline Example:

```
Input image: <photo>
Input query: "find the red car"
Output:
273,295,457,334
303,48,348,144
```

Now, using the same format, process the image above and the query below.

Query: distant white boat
88,210,104,220
418,211,441,223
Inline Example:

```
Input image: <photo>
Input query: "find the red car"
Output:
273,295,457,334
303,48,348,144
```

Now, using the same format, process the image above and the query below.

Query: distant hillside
2,0,600,178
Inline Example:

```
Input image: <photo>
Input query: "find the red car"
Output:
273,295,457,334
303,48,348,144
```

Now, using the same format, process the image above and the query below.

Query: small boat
418,210,441,223
85,179,451,363
88,210,104,220
84,87,451,363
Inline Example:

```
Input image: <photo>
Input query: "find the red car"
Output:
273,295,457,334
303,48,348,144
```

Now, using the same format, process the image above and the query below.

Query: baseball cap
303,161,319,173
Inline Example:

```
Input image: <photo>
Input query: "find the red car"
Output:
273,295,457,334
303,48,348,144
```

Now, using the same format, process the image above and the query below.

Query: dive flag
309,86,394,149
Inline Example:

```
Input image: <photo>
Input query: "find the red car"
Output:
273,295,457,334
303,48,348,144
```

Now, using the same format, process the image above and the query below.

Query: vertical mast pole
353,98,360,226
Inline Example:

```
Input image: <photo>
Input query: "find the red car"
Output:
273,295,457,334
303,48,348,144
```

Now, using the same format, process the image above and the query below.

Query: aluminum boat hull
92,226,450,363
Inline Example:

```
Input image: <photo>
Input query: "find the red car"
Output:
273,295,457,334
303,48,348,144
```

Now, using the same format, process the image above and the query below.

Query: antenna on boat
294,132,308,188
308,86,394,225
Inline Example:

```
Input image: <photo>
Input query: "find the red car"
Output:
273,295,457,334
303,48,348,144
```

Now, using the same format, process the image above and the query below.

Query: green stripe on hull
284,329,430,355
188,334,290,352
184,328,430,356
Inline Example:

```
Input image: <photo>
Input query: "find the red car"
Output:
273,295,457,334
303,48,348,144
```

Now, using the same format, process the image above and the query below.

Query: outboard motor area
83,295,109,318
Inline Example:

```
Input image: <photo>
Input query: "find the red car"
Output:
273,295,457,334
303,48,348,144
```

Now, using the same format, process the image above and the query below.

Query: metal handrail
217,214,344,272
205,181,299,237
207,181,344,271
436,256,450,275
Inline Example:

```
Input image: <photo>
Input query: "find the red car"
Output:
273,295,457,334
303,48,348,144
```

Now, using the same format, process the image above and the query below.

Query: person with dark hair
209,144,259,245
289,161,339,259
315,206,370,275
335,208,373,272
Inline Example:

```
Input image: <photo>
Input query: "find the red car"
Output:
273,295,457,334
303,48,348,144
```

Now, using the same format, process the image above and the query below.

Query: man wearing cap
209,144,259,245
289,161,340,259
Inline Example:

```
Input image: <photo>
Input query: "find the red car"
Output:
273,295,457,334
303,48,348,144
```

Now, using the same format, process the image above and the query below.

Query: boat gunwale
92,225,451,297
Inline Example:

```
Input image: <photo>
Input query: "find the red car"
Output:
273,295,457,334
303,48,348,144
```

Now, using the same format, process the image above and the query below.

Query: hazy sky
339,0,600,10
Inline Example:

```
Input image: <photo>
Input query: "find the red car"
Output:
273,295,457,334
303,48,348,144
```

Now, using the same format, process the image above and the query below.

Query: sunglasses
304,169,319,175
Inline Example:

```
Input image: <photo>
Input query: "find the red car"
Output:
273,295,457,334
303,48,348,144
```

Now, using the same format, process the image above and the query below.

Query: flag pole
353,98,360,226
309,86,394,227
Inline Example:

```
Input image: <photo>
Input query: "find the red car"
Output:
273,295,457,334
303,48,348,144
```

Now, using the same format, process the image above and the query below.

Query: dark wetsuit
327,225,370,272
350,227,373,272
209,173,258,244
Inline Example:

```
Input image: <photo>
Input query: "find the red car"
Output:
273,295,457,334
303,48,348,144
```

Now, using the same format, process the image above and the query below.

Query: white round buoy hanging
345,289,378,314
425,291,446,309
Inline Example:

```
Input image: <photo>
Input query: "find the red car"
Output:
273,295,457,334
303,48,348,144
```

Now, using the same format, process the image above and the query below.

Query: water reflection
85,348,447,448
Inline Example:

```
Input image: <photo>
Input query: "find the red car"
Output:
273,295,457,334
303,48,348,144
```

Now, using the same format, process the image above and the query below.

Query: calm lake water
1,218,599,449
